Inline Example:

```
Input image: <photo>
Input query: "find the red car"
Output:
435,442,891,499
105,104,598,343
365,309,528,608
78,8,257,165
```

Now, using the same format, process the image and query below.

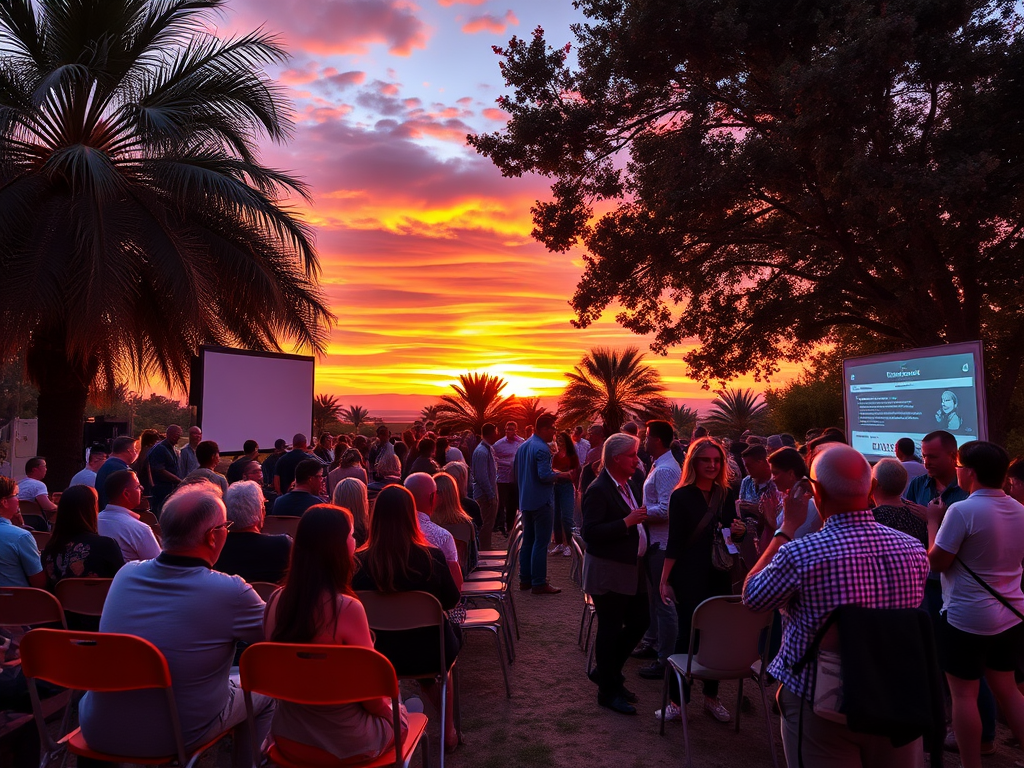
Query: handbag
685,487,733,572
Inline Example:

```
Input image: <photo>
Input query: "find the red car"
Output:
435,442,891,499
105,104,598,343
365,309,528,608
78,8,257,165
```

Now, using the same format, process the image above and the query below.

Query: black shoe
630,643,658,660
598,693,637,715
619,686,639,704
638,662,666,680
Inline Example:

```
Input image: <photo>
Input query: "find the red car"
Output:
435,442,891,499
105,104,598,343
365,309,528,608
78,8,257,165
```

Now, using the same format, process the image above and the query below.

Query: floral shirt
43,532,125,589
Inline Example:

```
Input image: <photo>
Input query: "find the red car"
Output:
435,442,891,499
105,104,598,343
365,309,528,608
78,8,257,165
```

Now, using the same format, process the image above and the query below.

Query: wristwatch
773,529,793,543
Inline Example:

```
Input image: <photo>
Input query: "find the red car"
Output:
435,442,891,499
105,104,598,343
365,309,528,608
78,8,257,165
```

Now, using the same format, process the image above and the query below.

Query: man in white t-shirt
98,470,161,562
929,440,1024,767
69,448,108,489
405,473,463,590
17,456,57,515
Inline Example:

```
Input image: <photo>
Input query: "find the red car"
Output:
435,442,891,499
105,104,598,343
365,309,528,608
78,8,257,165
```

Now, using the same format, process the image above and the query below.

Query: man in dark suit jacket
581,433,651,715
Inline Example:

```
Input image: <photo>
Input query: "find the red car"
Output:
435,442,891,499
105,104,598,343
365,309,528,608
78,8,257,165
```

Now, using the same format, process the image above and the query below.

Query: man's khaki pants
778,686,923,768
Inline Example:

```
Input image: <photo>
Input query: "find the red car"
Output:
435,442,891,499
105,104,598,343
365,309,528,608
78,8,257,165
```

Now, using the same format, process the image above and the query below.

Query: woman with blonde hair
657,436,746,724
331,477,370,547
432,472,478,575
441,461,482,531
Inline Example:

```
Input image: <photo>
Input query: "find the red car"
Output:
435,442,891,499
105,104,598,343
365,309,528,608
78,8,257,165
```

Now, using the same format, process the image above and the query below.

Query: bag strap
684,486,725,550
955,556,1024,623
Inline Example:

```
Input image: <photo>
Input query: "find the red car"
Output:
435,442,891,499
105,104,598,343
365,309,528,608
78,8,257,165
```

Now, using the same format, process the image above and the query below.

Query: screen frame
842,340,988,459
189,346,316,453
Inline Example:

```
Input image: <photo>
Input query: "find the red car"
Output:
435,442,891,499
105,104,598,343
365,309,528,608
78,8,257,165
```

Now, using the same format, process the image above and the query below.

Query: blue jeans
519,503,554,587
553,482,575,544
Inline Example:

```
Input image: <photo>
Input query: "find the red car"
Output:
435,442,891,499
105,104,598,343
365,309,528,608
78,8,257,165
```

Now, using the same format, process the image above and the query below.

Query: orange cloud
462,10,518,34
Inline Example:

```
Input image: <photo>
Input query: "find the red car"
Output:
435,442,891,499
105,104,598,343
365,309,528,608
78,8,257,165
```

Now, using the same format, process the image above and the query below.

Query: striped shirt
743,510,928,700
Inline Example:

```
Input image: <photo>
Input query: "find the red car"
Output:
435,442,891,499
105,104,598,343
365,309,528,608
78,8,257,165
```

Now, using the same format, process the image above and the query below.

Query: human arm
471,447,496,500
150,447,181,484
534,443,568,484
643,464,679,520
233,579,267,645
580,481,646,544
135,522,162,560
927,499,958,572
741,487,808,608
427,548,462,610
34,493,57,513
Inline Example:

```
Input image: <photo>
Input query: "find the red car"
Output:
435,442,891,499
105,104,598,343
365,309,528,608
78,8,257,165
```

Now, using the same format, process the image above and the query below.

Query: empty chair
239,643,429,768
20,629,234,768
55,577,113,618
659,596,778,768
0,587,66,630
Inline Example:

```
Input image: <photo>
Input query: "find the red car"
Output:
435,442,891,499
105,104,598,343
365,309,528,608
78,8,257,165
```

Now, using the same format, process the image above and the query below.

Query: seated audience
744,444,929,767
226,440,260,485
79,485,272,768
271,459,325,517
432,472,479,576
404,473,462,589
42,484,124,589
69,447,108,489
96,436,139,509
0,476,45,588
331,477,370,547
98,470,161,562
17,456,57,515
367,453,402,508
327,448,368,495
407,438,440,476
928,441,1024,768
215,480,291,584
184,440,229,495
264,504,408,762
871,458,927,546
353,485,461,751
442,461,483,531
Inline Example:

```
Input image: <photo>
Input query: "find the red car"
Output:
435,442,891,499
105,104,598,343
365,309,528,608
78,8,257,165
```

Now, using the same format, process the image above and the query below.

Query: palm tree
436,373,519,433
340,405,369,432
515,396,552,431
558,347,670,434
670,403,699,439
420,404,441,422
703,388,769,438
0,0,333,485
312,394,343,436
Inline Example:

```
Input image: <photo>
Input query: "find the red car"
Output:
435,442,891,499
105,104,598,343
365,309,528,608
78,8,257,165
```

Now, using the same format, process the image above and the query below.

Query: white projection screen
190,347,314,453
843,341,988,463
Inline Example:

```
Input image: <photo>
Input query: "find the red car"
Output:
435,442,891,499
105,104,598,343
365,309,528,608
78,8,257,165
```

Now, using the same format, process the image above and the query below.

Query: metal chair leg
678,669,692,768
735,677,743,732
493,627,512,698
758,677,780,768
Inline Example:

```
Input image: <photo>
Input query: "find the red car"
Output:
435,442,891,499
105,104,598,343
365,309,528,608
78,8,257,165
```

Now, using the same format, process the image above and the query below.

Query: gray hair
603,433,639,466
811,444,871,503
224,480,265,529
376,449,401,478
442,461,469,497
160,486,226,551
872,458,908,498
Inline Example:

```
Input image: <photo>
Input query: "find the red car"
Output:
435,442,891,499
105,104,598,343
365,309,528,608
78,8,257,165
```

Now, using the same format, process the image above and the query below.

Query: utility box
0,418,38,479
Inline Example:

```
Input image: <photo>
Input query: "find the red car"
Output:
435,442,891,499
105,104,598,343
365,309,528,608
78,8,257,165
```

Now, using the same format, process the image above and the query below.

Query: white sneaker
655,702,683,722
562,546,572,557
704,698,731,723
549,544,565,555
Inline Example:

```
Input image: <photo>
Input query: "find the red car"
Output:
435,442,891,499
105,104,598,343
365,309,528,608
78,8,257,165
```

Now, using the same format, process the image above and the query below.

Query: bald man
743,444,930,767
405,473,463,590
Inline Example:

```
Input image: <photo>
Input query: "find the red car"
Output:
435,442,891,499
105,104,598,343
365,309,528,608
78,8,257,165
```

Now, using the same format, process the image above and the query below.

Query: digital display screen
842,341,987,462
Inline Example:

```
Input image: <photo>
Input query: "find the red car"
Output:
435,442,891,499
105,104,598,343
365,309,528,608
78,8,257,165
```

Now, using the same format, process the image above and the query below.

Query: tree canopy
470,0,1024,438
702,388,769,439
0,0,333,483
436,373,520,433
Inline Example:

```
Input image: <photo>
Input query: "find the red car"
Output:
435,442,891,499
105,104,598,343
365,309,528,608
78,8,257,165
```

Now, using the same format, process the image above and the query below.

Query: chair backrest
19,499,42,517
137,510,160,529
31,529,51,550
240,644,406,766
21,513,50,532
262,516,301,537
0,587,67,628
356,590,447,679
249,581,281,602
55,578,114,617
690,596,773,676
20,629,171,691
572,530,587,553
444,521,474,545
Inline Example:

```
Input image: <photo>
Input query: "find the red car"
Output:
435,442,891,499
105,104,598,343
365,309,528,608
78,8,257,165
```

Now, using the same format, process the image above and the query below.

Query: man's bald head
404,472,437,514
811,444,872,514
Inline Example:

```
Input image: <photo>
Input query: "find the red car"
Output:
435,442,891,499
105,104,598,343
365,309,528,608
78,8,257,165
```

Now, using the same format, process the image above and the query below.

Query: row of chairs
0,579,113,629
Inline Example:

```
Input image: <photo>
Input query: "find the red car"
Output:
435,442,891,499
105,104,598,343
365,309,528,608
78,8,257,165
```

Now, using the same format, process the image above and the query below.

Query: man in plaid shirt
743,443,929,767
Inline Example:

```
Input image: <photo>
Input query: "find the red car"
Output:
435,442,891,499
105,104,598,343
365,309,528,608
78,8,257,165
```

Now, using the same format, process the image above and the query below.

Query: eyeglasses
208,521,233,534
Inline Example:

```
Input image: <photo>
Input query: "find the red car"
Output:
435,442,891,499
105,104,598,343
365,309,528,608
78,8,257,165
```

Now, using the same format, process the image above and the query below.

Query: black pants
591,590,650,697
497,481,518,531
669,597,719,704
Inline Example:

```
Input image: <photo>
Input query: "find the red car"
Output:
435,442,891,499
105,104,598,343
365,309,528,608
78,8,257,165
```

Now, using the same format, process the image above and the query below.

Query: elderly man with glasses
80,483,272,768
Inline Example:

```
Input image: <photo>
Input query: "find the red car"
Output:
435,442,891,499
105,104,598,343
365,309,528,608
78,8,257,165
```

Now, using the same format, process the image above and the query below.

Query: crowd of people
3,414,1024,768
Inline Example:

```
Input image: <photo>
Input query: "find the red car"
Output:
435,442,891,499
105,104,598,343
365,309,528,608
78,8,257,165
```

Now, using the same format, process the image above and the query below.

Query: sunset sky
217,0,801,416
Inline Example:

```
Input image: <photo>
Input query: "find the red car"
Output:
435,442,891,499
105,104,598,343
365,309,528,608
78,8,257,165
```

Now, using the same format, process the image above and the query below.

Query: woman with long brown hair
353,484,462,751
657,437,746,724
41,484,124,589
265,503,406,762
